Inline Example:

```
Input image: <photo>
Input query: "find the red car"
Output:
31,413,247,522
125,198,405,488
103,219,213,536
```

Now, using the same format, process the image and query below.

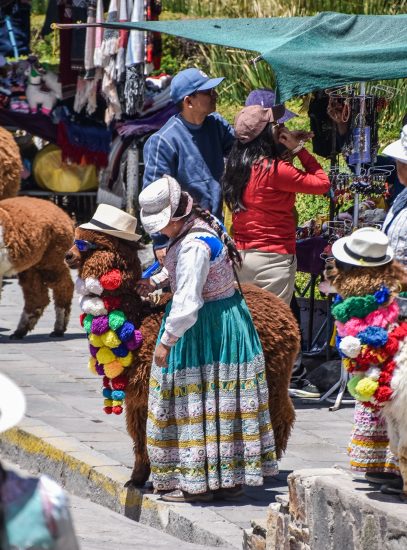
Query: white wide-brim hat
332,227,394,267
80,204,141,241
0,373,26,433
382,124,407,164
139,175,193,234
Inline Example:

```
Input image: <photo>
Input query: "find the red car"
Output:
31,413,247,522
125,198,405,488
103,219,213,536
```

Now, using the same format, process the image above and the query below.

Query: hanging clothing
147,216,278,494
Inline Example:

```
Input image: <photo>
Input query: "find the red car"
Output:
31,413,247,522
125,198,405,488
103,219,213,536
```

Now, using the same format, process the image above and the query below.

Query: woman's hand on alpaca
154,342,170,366
135,278,156,297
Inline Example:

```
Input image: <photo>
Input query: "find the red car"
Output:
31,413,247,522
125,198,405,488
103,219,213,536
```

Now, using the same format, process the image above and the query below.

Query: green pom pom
347,375,365,401
83,314,94,333
108,310,127,331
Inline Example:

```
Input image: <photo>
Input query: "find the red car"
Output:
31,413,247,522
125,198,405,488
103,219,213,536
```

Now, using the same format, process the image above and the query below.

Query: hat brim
279,108,297,123
332,236,394,267
196,77,225,93
79,223,142,241
0,374,26,433
382,139,407,164
140,203,172,235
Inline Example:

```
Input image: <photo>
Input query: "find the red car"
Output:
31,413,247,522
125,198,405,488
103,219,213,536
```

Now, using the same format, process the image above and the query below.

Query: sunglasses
74,239,99,252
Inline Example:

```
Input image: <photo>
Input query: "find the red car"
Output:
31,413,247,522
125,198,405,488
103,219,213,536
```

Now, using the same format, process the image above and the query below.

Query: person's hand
135,278,156,298
154,342,170,366
155,248,167,265
278,128,302,151
290,130,314,142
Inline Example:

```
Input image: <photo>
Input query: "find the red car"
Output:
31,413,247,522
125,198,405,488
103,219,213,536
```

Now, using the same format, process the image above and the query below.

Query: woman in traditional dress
136,175,278,503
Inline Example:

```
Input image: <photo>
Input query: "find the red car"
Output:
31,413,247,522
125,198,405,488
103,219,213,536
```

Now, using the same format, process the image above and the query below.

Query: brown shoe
161,489,213,503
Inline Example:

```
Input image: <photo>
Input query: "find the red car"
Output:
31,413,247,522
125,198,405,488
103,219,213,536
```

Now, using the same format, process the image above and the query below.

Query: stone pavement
0,277,355,548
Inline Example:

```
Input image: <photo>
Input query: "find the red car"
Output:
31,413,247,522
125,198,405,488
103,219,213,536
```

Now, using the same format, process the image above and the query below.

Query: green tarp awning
99,12,407,101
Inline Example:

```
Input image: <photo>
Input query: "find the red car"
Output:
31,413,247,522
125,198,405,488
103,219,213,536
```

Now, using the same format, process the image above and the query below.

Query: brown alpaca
0,197,74,338
66,227,299,486
0,127,22,200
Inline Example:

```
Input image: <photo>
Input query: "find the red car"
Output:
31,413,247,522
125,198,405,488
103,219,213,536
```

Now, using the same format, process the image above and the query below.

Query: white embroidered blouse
152,217,235,347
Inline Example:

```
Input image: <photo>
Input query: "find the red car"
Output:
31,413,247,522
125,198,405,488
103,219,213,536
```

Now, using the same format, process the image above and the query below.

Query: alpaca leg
125,398,150,486
48,267,74,337
398,445,407,495
11,269,50,338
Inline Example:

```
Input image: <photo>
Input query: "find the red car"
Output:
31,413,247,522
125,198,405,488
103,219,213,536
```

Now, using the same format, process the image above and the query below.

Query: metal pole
353,81,366,228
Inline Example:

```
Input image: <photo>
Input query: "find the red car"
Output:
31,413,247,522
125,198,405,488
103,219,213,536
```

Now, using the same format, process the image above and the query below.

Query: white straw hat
139,175,193,234
332,227,394,267
382,125,407,164
80,204,141,241
0,373,26,433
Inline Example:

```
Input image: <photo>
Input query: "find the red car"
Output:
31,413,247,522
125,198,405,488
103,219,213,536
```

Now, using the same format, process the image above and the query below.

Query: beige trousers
238,249,297,305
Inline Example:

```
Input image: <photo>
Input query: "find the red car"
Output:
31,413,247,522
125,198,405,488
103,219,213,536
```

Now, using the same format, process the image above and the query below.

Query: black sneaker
289,380,321,399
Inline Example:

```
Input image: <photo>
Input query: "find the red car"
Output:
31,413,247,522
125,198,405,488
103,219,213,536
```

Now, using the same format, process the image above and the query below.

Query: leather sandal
380,477,403,495
160,489,214,503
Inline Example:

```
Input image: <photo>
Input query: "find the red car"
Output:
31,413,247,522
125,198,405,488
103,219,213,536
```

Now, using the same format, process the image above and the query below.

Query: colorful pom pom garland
76,271,144,415
333,288,407,409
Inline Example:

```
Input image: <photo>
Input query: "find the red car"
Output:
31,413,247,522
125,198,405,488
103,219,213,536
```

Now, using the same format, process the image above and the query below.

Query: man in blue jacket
142,67,235,259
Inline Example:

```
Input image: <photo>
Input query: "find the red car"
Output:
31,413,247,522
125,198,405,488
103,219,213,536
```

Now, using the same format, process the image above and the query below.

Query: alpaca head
65,227,143,283
324,258,407,298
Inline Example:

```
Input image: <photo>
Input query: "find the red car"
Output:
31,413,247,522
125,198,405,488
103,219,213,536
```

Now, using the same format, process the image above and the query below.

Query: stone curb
0,424,240,549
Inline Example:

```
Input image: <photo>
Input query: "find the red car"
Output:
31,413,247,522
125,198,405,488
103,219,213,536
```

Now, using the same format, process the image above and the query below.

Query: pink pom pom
126,330,143,350
112,405,123,415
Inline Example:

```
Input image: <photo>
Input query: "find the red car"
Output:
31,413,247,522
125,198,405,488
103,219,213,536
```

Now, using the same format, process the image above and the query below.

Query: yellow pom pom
119,352,133,367
96,347,115,365
101,329,121,349
343,358,353,371
89,333,104,347
104,360,124,379
88,357,97,375
112,400,123,406
355,377,379,399
104,399,113,407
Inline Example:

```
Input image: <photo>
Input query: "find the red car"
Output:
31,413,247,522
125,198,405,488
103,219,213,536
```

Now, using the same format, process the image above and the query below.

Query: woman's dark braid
192,205,242,268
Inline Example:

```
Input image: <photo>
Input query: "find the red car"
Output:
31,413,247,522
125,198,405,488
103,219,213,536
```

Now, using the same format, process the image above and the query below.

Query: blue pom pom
357,326,388,348
374,285,390,305
111,390,125,401
117,321,135,342
102,388,112,399
333,294,343,305
112,343,128,357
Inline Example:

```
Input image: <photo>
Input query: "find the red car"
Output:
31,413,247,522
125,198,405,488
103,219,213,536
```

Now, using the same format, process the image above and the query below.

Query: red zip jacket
233,149,330,255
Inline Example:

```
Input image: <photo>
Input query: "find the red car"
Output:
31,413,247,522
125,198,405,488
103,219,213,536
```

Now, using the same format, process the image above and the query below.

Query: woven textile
348,402,399,474
147,292,278,494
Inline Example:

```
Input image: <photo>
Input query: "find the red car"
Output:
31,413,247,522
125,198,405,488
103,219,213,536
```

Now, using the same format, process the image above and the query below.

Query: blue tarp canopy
93,12,407,101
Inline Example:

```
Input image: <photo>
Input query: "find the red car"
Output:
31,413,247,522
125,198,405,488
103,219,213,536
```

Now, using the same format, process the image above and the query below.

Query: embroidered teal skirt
147,291,278,494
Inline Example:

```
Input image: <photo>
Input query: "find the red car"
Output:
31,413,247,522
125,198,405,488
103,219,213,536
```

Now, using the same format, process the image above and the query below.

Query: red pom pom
104,406,113,414
391,323,407,340
384,336,399,356
79,313,86,327
379,371,392,385
374,385,393,403
111,374,128,390
112,405,123,415
100,269,123,291
103,376,111,388
383,359,396,375
102,296,122,312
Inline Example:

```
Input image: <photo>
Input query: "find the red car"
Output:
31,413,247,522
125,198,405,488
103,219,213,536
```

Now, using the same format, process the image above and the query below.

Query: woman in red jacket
223,105,330,305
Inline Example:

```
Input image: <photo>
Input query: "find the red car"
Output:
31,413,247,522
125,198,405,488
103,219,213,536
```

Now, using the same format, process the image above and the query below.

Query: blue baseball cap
245,89,297,123
170,68,225,104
